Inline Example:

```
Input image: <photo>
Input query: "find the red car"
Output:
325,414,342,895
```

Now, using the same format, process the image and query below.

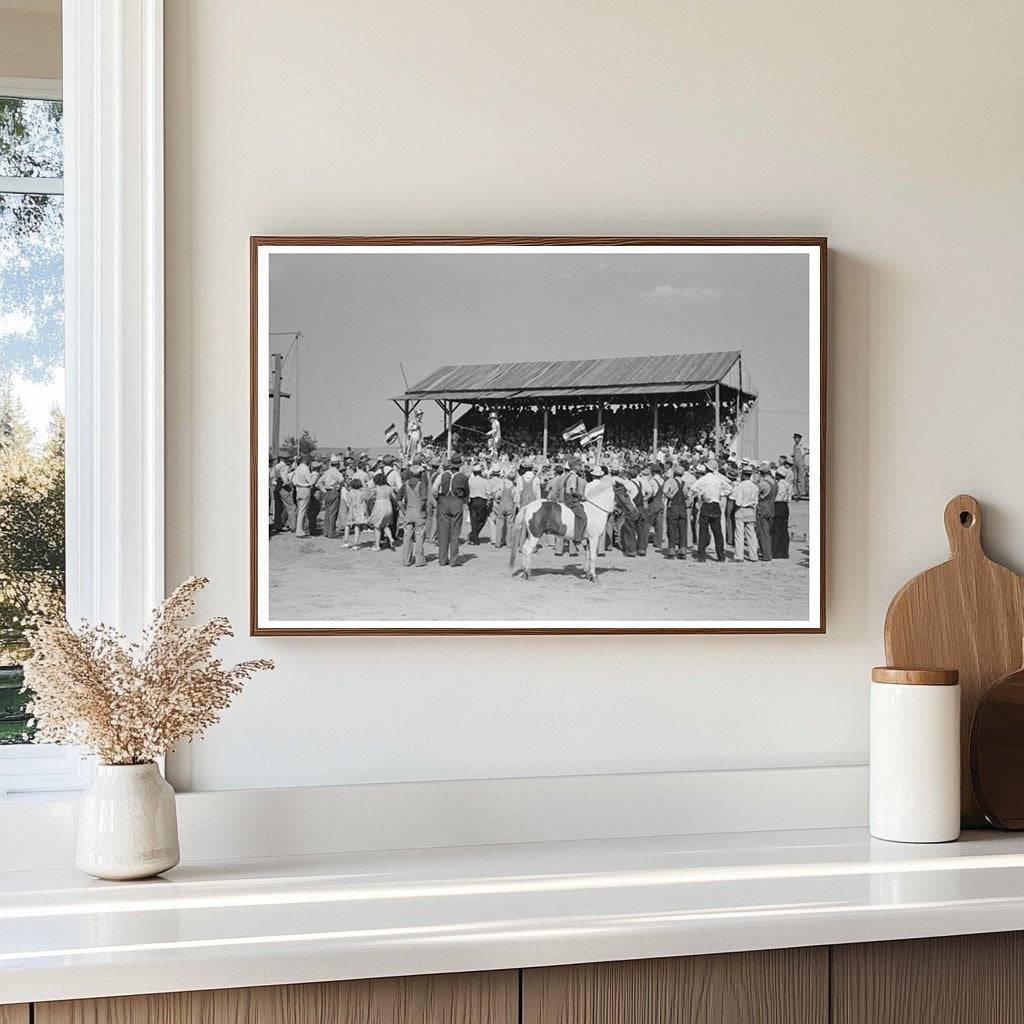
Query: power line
299,332,368,448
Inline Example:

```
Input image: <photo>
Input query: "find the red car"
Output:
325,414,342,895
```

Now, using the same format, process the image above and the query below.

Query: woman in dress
342,476,367,548
370,471,395,551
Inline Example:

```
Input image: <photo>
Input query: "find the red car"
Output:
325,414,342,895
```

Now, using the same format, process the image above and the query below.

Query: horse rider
563,458,588,550
405,409,424,461
486,411,502,456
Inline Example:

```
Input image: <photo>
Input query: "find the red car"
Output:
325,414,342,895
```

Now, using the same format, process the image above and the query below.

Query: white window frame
0,0,165,799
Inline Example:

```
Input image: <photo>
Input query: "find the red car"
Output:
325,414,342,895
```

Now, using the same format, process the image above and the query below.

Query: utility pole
714,382,721,459
269,353,291,458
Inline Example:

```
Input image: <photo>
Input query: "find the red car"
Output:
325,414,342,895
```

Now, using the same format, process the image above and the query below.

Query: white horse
509,476,618,583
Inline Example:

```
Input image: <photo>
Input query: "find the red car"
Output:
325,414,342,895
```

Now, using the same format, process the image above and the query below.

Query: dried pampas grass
23,576,273,765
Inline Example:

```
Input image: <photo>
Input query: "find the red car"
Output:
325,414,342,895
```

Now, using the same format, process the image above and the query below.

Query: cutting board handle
944,494,983,559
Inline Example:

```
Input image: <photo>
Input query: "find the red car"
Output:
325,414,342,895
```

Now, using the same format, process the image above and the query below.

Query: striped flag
383,422,400,445
561,419,587,442
580,424,605,447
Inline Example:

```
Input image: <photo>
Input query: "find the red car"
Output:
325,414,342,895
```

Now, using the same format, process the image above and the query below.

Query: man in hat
467,462,490,544
278,454,298,533
562,458,588,552
268,454,286,534
662,462,691,560
615,468,642,556
489,466,517,548
397,461,429,567
723,461,740,549
316,454,345,538
755,462,778,561
689,461,704,547
306,460,324,536
486,410,502,456
772,467,793,558
792,433,808,500
516,459,542,508
291,454,315,538
692,458,732,562
637,464,662,555
425,455,441,544
546,461,570,555
433,454,470,566
730,467,760,562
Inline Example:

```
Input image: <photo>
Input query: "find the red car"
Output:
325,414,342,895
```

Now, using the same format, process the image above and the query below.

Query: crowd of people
268,428,810,571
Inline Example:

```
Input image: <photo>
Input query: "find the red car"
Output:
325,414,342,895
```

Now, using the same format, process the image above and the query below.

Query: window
0,5,166,797
0,81,84,796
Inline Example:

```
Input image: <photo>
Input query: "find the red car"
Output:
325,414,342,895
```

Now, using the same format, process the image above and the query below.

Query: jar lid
871,666,959,686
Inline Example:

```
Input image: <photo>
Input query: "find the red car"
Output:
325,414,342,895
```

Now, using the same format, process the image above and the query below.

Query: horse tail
509,512,524,571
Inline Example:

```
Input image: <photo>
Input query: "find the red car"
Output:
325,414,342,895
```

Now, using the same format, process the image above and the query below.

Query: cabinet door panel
36,970,517,1024
0,1006,29,1024
523,948,828,1024
832,932,1024,1024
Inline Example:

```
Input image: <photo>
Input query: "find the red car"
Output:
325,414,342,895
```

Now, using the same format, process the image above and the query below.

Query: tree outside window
0,95,65,744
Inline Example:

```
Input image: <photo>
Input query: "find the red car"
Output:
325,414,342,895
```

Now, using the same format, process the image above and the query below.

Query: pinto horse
508,476,617,582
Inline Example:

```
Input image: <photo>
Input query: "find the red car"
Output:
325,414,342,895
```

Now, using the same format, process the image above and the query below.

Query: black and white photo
251,238,825,634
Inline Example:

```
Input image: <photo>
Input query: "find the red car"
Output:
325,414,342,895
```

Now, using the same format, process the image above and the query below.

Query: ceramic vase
869,668,961,843
76,762,180,880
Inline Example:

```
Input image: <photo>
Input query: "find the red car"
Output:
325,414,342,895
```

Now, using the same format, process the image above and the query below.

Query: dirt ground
268,501,812,624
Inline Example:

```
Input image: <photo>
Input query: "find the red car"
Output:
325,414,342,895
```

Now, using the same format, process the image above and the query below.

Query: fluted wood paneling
35,971,517,1024
522,948,828,1024
832,932,1024,1024
0,1006,29,1024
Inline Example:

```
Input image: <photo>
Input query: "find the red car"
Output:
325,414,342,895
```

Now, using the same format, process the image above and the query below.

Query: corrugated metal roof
394,351,744,402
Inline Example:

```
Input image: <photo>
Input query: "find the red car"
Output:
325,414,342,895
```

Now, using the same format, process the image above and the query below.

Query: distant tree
0,396,65,663
281,429,318,461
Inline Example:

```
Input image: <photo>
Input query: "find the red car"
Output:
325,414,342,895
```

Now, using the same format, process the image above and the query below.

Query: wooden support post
714,382,721,458
652,402,659,455
542,406,549,458
597,401,604,462
446,402,453,457
270,352,283,459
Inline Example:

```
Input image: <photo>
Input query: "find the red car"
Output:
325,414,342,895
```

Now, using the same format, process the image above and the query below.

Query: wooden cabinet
23,932,1024,1024
522,948,828,1024
34,971,517,1024
832,932,1024,1024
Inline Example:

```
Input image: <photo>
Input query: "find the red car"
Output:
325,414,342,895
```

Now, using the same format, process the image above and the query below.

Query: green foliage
0,396,65,742
281,428,319,460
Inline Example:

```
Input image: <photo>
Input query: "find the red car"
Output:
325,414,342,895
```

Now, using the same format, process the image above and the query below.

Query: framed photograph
250,236,826,635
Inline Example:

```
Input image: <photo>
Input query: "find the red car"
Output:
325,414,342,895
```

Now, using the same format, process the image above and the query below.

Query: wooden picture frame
250,236,827,635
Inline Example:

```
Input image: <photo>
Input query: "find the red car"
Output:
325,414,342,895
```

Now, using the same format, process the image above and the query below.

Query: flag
383,422,400,445
562,420,587,442
580,424,605,447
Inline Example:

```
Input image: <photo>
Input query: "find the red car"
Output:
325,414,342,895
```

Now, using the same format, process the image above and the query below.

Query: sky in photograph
267,249,812,459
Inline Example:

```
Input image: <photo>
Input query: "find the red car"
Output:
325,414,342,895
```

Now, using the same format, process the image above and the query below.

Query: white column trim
63,0,164,635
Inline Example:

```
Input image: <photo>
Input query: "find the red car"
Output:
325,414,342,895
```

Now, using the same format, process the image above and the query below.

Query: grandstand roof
394,350,752,403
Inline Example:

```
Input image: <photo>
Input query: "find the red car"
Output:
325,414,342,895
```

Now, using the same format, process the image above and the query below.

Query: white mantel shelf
4,827,1024,1005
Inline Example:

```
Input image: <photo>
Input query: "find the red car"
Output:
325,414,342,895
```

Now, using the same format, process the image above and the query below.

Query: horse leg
522,535,538,581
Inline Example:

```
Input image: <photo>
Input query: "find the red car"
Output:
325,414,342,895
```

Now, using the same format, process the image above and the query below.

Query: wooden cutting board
884,494,1024,826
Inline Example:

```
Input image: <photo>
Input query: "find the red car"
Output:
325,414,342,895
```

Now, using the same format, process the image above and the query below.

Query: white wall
164,1,1024,792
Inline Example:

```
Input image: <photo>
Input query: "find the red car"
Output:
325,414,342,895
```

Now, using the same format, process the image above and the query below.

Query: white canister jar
76,762,180,880
870,667,960,843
